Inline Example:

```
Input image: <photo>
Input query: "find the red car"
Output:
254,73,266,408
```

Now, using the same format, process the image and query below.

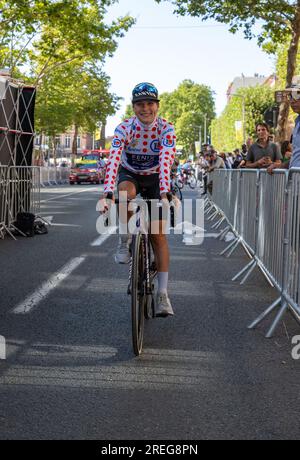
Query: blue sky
104,0,275,136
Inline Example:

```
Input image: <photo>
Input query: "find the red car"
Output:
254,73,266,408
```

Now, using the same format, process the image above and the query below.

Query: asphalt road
0,184,299,440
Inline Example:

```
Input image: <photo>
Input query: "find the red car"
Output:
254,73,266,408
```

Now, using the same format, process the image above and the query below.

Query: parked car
69,162,106,185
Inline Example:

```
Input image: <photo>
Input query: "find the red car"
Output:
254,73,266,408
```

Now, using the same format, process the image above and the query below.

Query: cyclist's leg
117,167,140,232
141,176,173,316
115,168,138,263
150,223,169,272
150,217,173,316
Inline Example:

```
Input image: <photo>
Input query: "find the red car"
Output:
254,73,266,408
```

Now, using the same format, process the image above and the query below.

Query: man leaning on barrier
269,78,300,174
246,122,282,170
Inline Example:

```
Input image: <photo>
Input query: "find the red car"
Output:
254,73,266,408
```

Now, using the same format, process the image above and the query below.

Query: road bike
105,194,174,355
170,174,183,201
181,170,197,189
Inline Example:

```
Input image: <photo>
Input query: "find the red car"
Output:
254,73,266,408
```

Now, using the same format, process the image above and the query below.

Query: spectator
246,122,282,169
232,151,243,169
237,159,247,169
201,152,211,196
281,140,293,163
241,144,248,158
268,80,300,173
219,152,231,169
246,137,253,151
207,150,225,172
227,152,234,168
205,150,225,195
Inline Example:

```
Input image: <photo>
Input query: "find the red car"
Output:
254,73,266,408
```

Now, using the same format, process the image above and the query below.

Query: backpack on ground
15,212,35,237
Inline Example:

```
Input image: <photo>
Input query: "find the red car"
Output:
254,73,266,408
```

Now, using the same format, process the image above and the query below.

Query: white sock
158,272,168,294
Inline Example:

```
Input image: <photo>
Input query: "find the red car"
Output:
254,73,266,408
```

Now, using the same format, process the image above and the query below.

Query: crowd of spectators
193,119,298,181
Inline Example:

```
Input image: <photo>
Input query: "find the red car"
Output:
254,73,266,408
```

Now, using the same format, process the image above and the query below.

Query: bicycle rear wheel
131,232,146,355
172,184,182,201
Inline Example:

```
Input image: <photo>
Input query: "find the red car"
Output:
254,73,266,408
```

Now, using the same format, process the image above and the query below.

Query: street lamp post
191,125,202,153
199,124,202,150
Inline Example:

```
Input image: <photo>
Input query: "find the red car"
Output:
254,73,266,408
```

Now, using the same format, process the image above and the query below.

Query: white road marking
11,257,86,314
41,187,99,203
204,233,220,238
11,222,117,314
90,226,118,246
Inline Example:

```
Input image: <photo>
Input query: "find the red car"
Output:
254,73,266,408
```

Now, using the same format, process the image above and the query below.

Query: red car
69,162,106,185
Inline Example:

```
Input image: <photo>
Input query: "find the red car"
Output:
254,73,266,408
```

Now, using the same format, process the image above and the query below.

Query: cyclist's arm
159,125,176,196
103,126,126,195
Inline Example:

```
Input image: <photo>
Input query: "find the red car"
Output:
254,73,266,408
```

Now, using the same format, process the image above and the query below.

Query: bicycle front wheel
189,174,197,189
131,232,146,356
177,178,184,189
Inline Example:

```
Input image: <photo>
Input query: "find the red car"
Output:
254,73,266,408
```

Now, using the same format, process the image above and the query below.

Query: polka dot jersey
104,116,176,195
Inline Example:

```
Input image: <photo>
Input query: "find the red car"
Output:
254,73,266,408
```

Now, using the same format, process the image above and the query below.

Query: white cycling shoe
114,236,131,264
155,292,174,317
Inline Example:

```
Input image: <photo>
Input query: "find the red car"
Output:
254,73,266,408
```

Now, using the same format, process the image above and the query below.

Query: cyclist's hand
98,192,114,214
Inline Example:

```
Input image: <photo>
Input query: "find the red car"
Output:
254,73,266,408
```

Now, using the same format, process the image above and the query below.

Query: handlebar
105,192,174,205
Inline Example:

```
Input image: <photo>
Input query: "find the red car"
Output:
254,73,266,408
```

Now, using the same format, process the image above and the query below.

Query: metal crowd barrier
40,167,70,186
0,166,41,240
284,169,300,319
206,168,300,337
0,165,8,238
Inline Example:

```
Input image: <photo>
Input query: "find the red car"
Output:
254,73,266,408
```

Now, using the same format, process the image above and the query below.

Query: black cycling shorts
118,166,163,221
118,166,161,200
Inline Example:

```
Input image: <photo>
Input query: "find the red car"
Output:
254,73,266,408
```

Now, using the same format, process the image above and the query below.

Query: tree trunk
277,3,300,142
71,124,78,166
100,121,106,150
51,135,57,167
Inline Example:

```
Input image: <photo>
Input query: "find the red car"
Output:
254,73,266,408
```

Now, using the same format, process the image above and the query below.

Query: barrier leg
226,237,241,258
240,260,257,285
208,209,219,222
266,301,288,338
248,297,281,330
205,204,215,216
218,225,231,240
257,262,275,288
212,216,225,229
0,225,5,239
220,236,239,256
232,259,256,282
288,304,300,324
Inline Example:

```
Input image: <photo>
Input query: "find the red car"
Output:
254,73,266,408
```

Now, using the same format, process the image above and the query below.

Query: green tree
0,1,134,164
211,85,274,151
155,0,300,140
0,1,134,80
35,61,119,163
159,80,215,155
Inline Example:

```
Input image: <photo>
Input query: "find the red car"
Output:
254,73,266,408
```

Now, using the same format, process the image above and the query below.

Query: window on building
55,135,61,147
77,136,81,148
65,135,71,148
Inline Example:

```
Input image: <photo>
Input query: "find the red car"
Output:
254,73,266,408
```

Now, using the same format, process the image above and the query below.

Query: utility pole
241,73,246,145
199,124,202,151
204,114,207,144
242,95,246,145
